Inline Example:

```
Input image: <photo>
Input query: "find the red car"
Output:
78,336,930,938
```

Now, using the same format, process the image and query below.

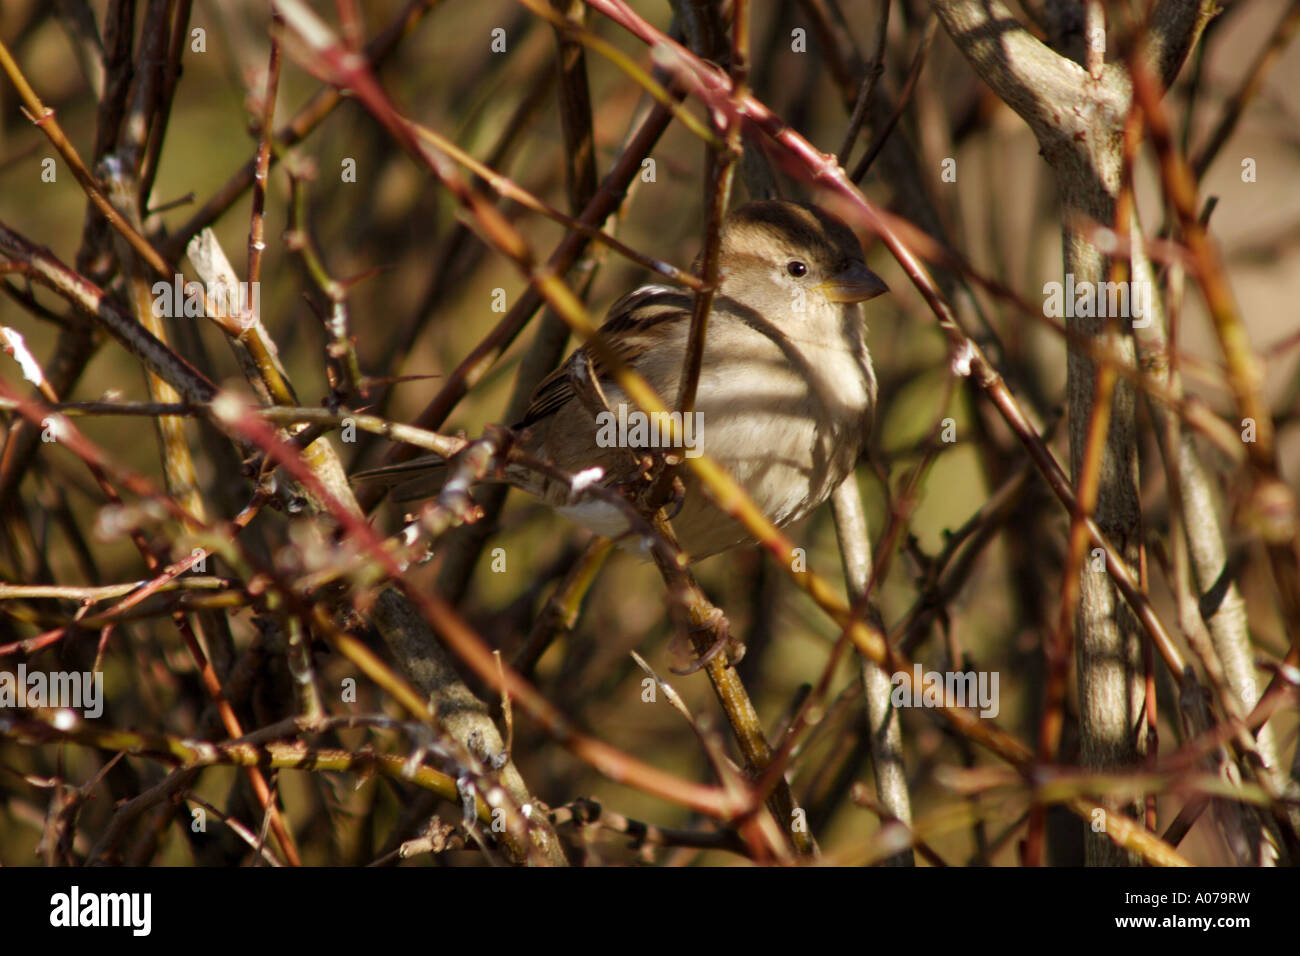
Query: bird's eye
786,260,808,277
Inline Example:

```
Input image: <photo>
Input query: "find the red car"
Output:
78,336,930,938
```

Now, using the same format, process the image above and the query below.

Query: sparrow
362,200,887,560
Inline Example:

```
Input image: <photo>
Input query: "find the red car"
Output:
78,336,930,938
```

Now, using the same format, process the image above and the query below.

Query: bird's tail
350,454,454,503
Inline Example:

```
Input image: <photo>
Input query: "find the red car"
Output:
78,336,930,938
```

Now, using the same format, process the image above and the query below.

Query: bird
360,199,887,560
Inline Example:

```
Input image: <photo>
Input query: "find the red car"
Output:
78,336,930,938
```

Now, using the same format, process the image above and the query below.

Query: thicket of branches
1,0,1298,866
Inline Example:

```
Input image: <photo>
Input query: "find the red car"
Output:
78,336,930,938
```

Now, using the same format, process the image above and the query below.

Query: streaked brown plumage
361,200,887,559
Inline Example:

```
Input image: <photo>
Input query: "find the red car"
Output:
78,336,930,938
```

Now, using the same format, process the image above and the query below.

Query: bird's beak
818,261,888,303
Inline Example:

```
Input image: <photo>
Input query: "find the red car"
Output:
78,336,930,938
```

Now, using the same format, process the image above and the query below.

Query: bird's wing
517,284,694,428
